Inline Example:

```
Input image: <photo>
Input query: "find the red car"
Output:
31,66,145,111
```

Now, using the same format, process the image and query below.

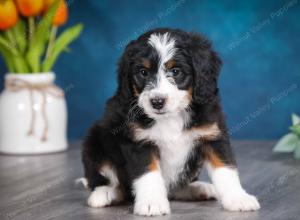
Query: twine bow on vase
5,78,64,142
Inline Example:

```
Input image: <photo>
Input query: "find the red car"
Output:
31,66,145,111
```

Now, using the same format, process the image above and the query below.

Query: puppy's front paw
134,197,170,216
221,191,260,211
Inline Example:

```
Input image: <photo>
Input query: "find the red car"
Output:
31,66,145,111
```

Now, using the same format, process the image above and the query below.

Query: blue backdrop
0,0,299,140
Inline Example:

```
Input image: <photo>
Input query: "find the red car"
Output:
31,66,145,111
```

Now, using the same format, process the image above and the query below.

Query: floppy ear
190,35,222,105
116,41,137,99
117,53,131,99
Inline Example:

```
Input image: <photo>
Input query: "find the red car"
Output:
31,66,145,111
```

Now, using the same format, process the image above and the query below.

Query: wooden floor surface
0,141,299,220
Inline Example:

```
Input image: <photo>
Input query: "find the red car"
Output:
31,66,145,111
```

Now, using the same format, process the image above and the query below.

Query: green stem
28,17,35,42
6,29,17,52
6,29,29,73
45,26,58,60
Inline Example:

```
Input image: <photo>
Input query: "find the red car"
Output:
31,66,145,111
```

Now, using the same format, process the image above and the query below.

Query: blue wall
1,0,299,140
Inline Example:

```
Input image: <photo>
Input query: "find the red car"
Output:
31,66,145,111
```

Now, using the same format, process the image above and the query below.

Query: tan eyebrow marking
142,59,151,69
165,59,176,69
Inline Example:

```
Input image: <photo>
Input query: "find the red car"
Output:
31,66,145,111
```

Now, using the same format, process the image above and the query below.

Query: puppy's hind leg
171,181,217,201
82,124,125,208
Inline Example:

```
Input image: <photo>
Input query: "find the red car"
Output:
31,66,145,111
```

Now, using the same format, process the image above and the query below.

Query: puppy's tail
75,177,89,189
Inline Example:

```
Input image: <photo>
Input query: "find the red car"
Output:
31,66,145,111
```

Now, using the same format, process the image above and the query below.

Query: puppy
82,28,260,216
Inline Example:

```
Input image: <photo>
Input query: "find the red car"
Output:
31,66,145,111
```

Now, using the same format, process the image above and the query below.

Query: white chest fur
134,113,196,188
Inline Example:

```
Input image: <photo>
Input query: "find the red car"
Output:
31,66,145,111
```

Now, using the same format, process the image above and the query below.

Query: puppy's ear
190,35,222,105
117,41,137,99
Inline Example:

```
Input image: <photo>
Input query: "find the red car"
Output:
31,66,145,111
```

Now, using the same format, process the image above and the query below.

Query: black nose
150,97,166,110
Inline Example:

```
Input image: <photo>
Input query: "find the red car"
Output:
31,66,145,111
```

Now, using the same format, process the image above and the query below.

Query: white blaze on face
148,33,176,67
138,33,190,117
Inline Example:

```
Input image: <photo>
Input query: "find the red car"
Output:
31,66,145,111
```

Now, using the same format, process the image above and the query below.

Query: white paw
87,186,117,208
221,191,260,211
134,197,170,216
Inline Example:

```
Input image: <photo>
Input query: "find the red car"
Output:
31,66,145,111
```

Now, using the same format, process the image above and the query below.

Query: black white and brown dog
81,28,260,216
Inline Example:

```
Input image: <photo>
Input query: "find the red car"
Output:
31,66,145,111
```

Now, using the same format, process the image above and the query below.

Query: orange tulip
53,0,68,26
0,0,19,30
43,0,68,26
15,0,43,17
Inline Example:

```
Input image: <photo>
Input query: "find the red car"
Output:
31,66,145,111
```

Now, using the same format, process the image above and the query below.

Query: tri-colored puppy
82,28,260,216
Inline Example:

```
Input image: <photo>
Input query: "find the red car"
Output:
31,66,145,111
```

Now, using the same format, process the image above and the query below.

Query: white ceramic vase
0,72,68,154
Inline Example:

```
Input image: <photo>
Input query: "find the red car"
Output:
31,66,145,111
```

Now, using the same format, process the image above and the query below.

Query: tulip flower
43,0,68,26
15,0,43,17
44,0,68,60
0,0,19,30
53,0,68,26
15,0,44,42
0,0,82,73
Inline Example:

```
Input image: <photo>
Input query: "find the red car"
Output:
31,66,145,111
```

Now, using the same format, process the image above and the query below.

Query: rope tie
5,78,64,142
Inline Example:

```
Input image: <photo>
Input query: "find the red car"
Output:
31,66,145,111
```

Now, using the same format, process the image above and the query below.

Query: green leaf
63,46,71,53
294,145,300,159
273,133,299,153
290,124,300,136
12,20,27,53
292,113,300,126
42,24,83,72
0,33,29,73
0,34,19,56
26,0,60,72
0,45,14,72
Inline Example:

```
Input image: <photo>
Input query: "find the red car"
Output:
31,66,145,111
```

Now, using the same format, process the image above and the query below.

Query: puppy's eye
139,68,149,78
171,68,182,77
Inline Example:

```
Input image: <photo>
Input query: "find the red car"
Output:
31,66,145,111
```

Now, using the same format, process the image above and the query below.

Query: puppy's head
117,28,222,118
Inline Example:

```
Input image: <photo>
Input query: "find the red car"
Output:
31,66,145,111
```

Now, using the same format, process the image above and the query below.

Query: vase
0,72,68,154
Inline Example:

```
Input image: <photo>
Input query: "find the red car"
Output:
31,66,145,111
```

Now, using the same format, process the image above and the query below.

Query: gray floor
0,141,299,220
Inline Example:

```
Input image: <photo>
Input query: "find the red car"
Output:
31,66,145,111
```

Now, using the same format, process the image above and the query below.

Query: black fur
82,28,236,200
